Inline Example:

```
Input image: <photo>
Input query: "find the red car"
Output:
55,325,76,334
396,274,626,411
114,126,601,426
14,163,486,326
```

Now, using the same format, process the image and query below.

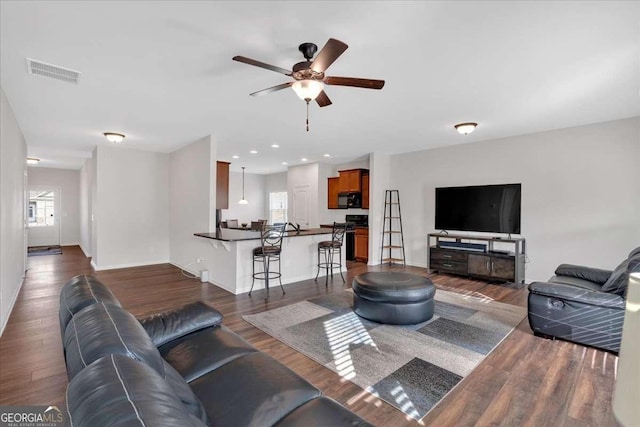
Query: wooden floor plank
0,246,618,426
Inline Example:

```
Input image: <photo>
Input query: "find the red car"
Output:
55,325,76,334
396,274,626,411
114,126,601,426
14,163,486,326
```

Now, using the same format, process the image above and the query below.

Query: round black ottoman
352,272,436,325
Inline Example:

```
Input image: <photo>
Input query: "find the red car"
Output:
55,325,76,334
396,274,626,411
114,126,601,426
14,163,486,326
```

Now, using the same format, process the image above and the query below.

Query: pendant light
238,166,248,205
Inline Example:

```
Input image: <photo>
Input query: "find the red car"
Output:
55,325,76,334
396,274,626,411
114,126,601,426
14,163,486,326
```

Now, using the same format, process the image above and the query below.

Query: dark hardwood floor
0,246,618,426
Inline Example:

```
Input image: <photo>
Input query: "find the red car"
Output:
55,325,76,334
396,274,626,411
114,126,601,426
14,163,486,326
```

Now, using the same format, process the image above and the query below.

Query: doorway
27,186,61,248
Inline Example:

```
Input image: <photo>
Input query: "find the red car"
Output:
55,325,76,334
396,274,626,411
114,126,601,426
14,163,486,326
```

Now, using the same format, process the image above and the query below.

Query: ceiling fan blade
233,56,291,76
249,82,293,97
324,76,385,90
315,90,332,107
310,38,348,73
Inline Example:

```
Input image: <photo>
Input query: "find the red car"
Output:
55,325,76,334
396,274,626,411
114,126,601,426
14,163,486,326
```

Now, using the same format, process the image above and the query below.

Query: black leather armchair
528,247,640,353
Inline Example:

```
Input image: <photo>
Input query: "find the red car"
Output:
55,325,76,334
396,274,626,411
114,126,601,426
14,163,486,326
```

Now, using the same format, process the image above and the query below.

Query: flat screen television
435,184,521,234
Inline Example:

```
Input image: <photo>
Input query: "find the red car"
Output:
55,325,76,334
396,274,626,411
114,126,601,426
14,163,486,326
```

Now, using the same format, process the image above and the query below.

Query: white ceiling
1,1,638,173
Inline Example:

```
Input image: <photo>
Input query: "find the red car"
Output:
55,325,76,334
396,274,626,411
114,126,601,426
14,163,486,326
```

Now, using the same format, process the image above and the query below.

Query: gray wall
0,87,27,335
390,117,640,281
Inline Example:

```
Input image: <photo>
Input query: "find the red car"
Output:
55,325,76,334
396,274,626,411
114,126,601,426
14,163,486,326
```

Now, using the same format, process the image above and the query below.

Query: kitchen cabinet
327,177,339,209
216,161,230,209
362,173,369,209
355,228,368,262
338,169,363,193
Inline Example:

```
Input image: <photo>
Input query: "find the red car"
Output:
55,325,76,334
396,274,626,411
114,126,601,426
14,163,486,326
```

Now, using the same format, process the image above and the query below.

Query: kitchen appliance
345,214,368,261
338,192,361,209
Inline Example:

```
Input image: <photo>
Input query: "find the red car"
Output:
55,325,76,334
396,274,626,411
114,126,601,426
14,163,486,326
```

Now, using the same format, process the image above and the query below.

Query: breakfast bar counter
194,228,345,295
195,227,334,242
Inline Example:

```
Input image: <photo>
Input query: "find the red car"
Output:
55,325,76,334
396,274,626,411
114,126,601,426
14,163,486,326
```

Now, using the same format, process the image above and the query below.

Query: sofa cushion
59,274,120,333
66,354,207,427
628,255,640,274
601,257,632,295
63,302,210,423
274,397,373,427
139,301,223,347
63,302,166,380
548,275,603,291
163,360,210,425
159,325,257,382
553,264,611,286
190,352,321,427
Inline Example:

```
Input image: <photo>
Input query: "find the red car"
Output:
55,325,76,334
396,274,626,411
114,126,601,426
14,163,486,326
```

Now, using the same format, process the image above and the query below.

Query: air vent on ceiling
26,58,81,84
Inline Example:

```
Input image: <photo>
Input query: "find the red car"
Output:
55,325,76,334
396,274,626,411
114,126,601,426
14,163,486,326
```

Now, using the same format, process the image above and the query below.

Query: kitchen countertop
194,227,333,242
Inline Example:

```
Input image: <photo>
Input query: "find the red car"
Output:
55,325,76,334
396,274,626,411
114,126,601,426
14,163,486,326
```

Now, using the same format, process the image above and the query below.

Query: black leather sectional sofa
59,275,372,426
528,247,640,353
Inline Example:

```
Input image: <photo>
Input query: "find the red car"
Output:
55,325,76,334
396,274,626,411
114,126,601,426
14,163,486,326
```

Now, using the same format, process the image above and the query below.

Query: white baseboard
0,276,25,338
79,244,91,258
169,262,200,278
92,259,170,271
208,279,235,294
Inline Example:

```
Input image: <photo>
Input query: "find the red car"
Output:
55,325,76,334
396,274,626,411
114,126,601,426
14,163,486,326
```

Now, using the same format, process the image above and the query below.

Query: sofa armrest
139,301,223,347
528,281,625,309
554,264,612,285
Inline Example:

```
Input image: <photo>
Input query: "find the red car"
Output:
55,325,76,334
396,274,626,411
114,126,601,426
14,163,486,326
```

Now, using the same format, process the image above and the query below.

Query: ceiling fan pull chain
306,100,310,132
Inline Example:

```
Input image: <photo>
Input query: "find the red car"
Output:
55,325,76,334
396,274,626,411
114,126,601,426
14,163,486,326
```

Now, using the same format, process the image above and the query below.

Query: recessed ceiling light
249,150,258,154
282,162,288,165
232,155,239,159
454,122,478,135
26,157,40,165
271,144,279,148
103,132,125,143
323,154,331,157
301,158,308,162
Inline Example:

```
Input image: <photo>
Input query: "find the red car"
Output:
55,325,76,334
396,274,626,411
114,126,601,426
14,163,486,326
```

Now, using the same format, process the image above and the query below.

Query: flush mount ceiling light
271,144,280,148
232,155,239,159
454,122,478,135
26,157,40,165
323,154,331,157
249,150,258,154
103,132,125,143
238,166,249,205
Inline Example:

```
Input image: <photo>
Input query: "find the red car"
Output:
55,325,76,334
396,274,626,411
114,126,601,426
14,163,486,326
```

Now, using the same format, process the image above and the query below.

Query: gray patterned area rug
243,289,526,421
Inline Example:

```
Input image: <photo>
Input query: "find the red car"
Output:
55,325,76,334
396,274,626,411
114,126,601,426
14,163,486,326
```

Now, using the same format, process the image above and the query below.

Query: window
28,190,55,227
269,192,288,225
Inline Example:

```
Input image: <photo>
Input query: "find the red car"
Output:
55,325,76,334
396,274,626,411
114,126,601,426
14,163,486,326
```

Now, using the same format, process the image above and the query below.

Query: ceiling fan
233,38,385,131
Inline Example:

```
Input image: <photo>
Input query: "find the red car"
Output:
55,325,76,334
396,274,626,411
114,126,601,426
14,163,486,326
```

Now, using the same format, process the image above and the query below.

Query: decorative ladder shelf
381,190,406,265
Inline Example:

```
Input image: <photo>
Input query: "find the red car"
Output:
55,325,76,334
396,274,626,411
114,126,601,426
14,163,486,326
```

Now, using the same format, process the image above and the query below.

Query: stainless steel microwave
338,192,361,209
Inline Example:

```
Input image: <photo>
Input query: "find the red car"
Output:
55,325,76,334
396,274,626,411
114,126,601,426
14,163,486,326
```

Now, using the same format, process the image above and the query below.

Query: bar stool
315,222,347,286
249,225,285,300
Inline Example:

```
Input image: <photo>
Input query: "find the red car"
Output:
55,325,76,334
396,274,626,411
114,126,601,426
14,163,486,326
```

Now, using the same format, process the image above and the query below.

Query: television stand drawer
429,247,468,262
430,259,467,274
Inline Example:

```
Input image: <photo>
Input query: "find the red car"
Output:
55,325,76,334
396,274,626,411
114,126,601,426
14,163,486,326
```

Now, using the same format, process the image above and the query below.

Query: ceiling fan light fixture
292,80,324,101
103,132,126,143
454,122,478,135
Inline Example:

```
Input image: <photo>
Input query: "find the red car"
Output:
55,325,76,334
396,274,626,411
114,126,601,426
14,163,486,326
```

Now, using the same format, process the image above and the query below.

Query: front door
27,186,60,247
